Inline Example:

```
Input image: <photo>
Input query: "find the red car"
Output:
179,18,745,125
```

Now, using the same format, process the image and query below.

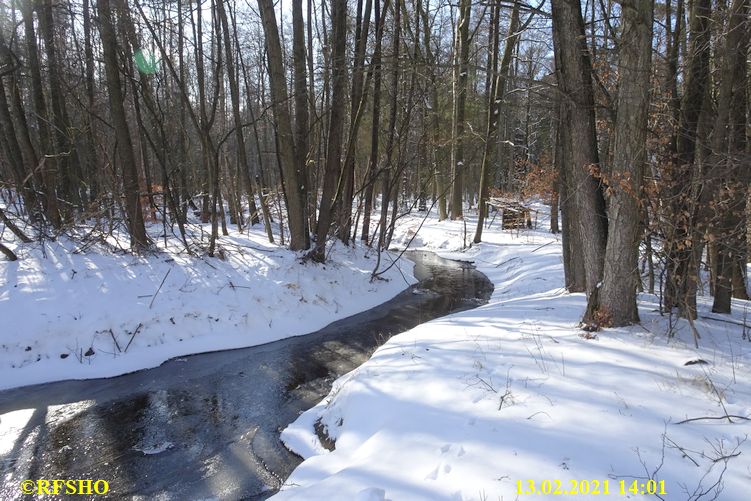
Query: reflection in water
0,251,492,500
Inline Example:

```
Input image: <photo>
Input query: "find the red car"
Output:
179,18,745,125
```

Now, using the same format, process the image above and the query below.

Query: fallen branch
0,241,17,261
531,240,554,253
108,329,122,353
124,323,143,353
0,206,32,243
149,268,171,309
699,314,751,330
675,415,750,425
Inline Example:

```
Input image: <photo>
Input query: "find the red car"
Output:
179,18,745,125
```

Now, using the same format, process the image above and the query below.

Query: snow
0,221,414,390
274,206,751,500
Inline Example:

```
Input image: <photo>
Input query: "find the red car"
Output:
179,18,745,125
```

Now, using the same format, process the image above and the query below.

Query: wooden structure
487,197,537,230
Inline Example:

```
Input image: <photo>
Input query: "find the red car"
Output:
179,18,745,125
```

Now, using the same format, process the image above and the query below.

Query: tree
311,0,347,262
218,0,260,228
663,0,712,318
474,1,521,243
708,0,750,313
551,0,608,320
97,0,149,250
449,0,471,220
257,0,310,251
596,0,654,326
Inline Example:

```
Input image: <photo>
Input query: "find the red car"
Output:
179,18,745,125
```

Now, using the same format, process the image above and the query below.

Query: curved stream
0,251,493,500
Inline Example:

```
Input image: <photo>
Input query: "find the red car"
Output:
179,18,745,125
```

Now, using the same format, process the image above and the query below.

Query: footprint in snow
355,487,387,501
440,443,466,457
425,462,452,480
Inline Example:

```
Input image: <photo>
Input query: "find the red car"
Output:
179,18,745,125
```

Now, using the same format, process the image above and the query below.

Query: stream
0,251,493,500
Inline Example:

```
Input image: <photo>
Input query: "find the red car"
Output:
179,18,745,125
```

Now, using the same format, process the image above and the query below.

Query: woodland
0,0,749,330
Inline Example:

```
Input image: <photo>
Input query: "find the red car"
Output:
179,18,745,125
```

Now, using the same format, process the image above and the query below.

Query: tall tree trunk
82,0,99,205
218,0,259,227
361,0,389,243
22,3,60,228
39,0,79,213
710,0,750,313
311,0,347,262
558,103,586,292
551,0,608,318
474,1,521,243
597,0,654,326
419,0,447,221
664,0,712,318
376,0,401,253
0,77,38,213
97,0,149,249
292,0,309,239
257,0,310,250
449,0,471,219
337,0,372,244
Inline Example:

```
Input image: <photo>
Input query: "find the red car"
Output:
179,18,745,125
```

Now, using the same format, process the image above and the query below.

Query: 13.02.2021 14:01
516,479,667,496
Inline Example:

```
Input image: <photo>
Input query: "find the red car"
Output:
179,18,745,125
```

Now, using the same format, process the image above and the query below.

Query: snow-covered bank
0,225,414,390
275,207,751,500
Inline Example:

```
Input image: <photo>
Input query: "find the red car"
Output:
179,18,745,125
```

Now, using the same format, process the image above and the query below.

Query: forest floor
275,206,751,501
0,218,414,390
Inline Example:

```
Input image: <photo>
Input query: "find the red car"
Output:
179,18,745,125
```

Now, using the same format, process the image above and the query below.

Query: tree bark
361,0,390,244
22,3,60,227
710,0,750,313
257,0,310,251
474,1,521,243
551,0,608,315
664,0,712,317
311,0,347,261
597,0,654,326
97,0,149,250
449,0,471,219
218,0,260,227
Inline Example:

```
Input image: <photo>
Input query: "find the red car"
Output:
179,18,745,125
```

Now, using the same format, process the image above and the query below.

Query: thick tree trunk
558,104,586,292
598,0,654,326
551,0,608,314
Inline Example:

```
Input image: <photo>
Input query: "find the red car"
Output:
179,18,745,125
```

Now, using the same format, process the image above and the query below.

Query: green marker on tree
134,49,159,74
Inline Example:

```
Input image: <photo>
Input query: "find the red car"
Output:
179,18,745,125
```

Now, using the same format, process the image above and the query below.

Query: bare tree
597,0,654,326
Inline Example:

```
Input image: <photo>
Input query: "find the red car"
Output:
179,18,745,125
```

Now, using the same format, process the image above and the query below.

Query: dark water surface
0,251,492,500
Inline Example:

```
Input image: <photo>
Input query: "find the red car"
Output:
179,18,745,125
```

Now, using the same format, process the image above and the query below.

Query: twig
124,323,143,353
228,281,252,290
664,436,700,467
699,314,751,330
108,329,122,353
149,268,171,309
530,240,554,253
675,415,750,425
494,256,521,268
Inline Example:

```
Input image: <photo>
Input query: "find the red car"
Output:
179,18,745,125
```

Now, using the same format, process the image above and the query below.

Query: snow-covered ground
275,206,751,500
0,221,414,390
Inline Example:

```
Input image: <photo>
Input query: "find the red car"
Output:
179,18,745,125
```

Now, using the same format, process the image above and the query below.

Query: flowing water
0,251,492,500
